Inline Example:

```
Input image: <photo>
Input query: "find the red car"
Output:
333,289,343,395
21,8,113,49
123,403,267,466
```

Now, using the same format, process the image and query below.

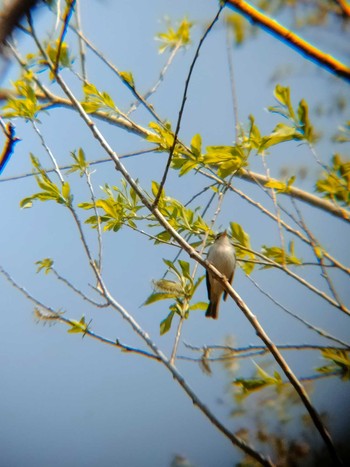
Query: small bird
206,231,236,319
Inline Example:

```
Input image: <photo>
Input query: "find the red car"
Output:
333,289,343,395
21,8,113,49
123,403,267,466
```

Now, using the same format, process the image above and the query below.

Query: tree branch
225,0,350,81
50,66,341,464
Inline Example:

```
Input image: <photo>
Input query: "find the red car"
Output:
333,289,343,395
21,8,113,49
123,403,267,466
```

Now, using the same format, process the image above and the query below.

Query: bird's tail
205,300,219,319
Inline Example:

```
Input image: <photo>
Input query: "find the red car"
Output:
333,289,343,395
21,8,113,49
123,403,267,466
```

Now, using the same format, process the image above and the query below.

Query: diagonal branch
225,0,350,81
334,0,350,17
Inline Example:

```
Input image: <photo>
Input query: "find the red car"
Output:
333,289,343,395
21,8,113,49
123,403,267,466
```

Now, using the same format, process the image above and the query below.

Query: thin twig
0,263,158,360
228,183,350,276
170,317,185,365
74,0,87,81
31,120,64,183
85,168,103,273
68,205,102,287
292,199,347,312
67,24,163,124
0,149,157,184
152,3,226,207
246,274,350,348
234,242,350,316
127,42,181,116
185,342,350,353
51,267,107,308
184,184,213,207
225,26,239,141
261,155,286,266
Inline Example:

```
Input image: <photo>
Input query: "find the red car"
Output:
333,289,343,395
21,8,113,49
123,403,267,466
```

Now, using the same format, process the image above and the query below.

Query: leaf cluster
230,222,256,275
262,241,302,268
79,180,142,232
260,84,318,151
2,74,40,119
316,154,350,206
149,181,209,244
147,122,185,157
81,82,120,115
234,364,283,399
144,259,206,335
66,148,90,177
20,155,72,208
156,17,193,54
317,348,350,380
35,258,54,274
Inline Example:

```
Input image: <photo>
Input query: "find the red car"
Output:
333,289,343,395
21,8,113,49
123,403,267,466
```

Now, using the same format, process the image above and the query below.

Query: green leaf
225,13,246,45
255,364,282,385
67,316,89,334
190,133,202,157
67,148,89,176
62,182,71,204
35,258,53,274
156,17,193,54
160,311,175,335
317,348,350,380
259,123,299,151
265,176,295,193
273,84,295,120
315,154,350,206
188,301,207,311
233,378,269,394
82,82,119,114
178,260,191,280
230,222,255,274
262,241,302,267
248,114,262,149
2,76,40,119
297,99,317,143
162,259,182,281
20,197,33,209
144,292,179,306
203,145,248,177
120,71,135,88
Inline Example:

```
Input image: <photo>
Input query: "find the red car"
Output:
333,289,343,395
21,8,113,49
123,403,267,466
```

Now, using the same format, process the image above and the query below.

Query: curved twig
153,3,226,207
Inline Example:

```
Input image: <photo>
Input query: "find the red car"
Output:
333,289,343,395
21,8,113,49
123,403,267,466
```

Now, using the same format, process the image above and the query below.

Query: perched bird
206,231,236,319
